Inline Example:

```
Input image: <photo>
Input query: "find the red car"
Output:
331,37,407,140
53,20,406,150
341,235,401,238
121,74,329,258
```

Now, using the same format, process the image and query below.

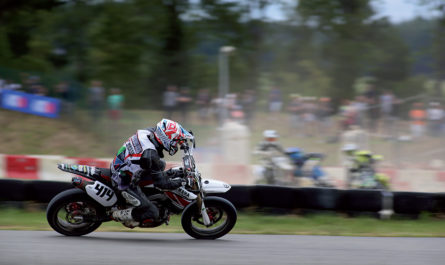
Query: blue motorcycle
285,147,333,187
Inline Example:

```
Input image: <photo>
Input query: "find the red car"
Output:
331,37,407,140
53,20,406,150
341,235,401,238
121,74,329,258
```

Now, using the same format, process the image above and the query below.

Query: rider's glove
165,168,185,179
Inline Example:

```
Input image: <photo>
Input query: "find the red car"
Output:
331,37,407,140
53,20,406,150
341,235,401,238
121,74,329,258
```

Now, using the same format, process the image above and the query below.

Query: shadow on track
47,233,236,245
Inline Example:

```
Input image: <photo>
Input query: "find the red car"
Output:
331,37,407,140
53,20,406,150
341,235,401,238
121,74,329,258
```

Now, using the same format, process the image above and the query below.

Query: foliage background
0,0,444,109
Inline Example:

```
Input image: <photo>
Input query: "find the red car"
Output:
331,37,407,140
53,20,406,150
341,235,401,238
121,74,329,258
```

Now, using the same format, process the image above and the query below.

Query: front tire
181,196,237,240
47,189,104,236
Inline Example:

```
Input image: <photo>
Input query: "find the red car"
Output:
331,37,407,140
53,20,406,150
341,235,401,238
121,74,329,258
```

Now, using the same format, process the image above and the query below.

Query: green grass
1,207,444,237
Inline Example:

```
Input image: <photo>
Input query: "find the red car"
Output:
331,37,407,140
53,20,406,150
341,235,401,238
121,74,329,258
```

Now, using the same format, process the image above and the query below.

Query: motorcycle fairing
201,179,231,193
165,191,191,208
85,181,118,207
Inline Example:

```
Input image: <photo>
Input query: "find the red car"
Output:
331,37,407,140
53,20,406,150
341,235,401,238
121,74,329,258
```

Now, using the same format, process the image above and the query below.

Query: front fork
195,187,212,226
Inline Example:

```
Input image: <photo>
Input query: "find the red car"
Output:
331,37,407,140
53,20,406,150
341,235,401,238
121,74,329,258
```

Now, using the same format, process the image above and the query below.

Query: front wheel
181,196,237,240
47,189,105,236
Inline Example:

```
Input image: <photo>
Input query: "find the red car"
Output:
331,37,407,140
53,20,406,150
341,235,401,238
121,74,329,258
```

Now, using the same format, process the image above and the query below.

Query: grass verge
0,208,444,237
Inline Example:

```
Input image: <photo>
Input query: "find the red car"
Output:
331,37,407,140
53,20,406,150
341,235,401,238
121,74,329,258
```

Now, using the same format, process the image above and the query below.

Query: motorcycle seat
58,164,112,183
96,167,112,178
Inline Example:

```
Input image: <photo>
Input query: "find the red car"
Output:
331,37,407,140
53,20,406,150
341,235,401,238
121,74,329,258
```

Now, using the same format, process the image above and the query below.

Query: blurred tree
417,0,445,96
0,0,438,109
146,0,190,106
0,27,13,66
397,18,434,75
194,0,250,95
88,1,146,91
365,19,412,90
297,0,377,102
432,3,445,96
0,0,61,58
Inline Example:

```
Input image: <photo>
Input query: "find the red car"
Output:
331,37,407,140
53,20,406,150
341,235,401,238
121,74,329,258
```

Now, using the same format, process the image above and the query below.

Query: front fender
201,179,231,194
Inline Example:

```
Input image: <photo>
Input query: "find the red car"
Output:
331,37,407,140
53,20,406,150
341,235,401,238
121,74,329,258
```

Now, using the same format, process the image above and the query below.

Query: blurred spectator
20,72,31,92
409,102,426,139
89,80,105,122
268,86,283,113
0,78,5,89
380,90,396,136
225,93,237,109
338,99,358,131
226,93,244,122
3,80,22,91
34,84,48,96
196,88,211,121
426,102,444,137
241,89,256,127
363,84,379,132
301,97,318,137
163,85,178,119
287,94,303,135
176,87,193,125
0,78,5,103
317,97,333,137
210,97,225,123
27,76,42,94
229,104,245,123
380,90,395,117
107,88,124,122
351,96,367,128
56,81,73,115
56,81,70,100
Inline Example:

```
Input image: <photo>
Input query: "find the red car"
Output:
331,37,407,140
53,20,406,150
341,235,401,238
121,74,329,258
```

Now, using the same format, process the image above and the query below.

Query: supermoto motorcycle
254,147,332,187
46,134,237,239
285,148,334,188
345,151,390,190
254,152,294,185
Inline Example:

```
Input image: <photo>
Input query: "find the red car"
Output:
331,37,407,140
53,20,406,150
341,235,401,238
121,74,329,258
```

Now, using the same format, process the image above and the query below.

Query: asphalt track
0,231,444,265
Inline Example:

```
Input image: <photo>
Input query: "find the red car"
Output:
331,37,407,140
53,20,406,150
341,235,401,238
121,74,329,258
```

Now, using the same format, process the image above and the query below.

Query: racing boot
172,187,197,200
112,208,140,228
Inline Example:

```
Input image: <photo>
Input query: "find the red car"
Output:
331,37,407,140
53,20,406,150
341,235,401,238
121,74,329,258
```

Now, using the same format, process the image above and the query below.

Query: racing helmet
154,119,187,156
263,130,278,142
342,143,358,155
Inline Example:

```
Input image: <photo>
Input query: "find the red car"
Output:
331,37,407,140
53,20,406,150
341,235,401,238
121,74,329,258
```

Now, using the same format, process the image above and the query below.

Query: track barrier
1,179,444,218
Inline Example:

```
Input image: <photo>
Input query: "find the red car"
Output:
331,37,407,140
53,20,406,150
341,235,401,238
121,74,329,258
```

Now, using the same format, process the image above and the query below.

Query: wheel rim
190,206,229,235
54,201,98,232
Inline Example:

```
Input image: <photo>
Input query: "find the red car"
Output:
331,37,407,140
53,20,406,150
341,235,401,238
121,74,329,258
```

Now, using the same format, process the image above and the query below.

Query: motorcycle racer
253,130,292,184
254,130,286,155
342,144,389,189
110,118,196,227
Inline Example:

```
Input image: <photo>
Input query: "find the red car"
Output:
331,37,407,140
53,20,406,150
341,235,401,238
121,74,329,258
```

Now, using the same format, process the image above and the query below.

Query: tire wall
1,180,444,215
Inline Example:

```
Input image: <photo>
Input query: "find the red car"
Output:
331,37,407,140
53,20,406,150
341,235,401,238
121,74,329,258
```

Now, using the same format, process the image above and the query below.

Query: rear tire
47,189,104,236
181,196,237,240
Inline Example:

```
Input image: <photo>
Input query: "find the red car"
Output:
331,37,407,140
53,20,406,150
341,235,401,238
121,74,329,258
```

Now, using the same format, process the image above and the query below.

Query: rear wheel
181,196,237,240
47,189,105,236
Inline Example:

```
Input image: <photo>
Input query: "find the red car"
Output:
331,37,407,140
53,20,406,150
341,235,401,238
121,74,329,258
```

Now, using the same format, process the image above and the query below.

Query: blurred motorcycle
342,144,390,190
253,130,294,185
254,151,294,185
253,145,333,187
285,147,334,187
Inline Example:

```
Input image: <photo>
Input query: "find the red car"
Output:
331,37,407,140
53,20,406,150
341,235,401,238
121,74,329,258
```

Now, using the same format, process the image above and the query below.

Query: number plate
85,181,117,207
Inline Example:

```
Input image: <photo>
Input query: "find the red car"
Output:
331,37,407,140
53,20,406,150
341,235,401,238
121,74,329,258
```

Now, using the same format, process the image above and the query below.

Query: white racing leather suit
110,128,195,225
